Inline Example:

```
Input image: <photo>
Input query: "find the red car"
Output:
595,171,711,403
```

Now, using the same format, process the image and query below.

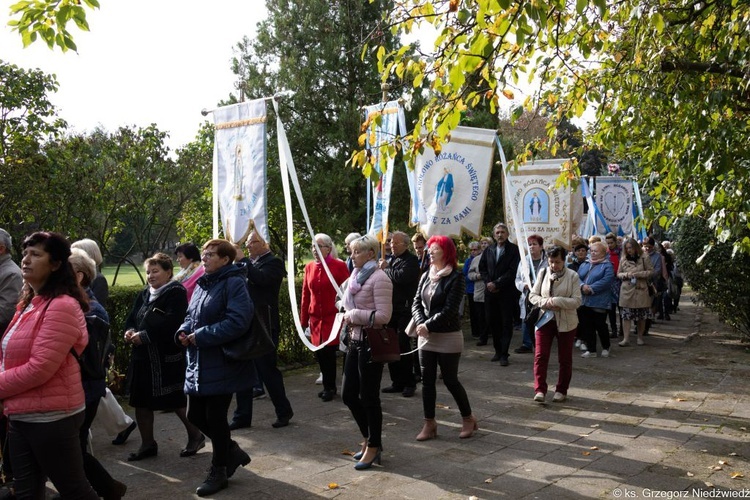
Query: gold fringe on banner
215,116,267,130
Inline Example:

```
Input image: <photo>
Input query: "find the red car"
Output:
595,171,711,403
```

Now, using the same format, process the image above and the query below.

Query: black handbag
222,309,276,361
362,312,400,363
523,268,546,329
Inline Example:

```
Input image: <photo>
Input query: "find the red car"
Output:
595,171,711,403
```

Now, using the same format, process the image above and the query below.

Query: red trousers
534,321,577,396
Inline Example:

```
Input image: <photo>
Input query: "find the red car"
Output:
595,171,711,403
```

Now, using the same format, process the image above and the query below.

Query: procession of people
0,225,683,498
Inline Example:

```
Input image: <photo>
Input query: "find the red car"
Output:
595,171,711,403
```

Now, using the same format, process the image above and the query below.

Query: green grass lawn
102,264,145,287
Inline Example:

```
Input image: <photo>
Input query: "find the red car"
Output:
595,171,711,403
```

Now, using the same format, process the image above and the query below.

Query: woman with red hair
411,235,477,441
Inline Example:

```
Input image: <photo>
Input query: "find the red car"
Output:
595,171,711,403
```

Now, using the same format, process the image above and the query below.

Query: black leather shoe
514,345,533,354
491,354,501,362
196,465,228,497
180,434,206,457
320,390,336,402
127,442,158,461
252,388,266,399
476,340,488,346
112,421,137,445
228,420,252,431
402,386,416,398
272,412,294,428
381,385,404,393
499,356,509,367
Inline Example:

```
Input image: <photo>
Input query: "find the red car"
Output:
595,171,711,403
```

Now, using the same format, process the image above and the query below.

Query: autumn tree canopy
365,0,750,254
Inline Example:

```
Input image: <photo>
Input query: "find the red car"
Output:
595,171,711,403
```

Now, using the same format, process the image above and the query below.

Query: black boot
196,465,228,497
226,441,251,478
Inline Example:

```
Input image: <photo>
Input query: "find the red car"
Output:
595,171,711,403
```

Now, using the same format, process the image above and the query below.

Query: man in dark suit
478,222,521,366
379,231,421,397
230,230,294,429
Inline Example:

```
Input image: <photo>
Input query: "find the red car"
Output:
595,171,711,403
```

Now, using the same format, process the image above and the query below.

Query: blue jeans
521,322,534,349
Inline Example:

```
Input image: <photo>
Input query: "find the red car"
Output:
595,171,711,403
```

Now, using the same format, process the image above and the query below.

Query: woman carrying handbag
340,235,393,470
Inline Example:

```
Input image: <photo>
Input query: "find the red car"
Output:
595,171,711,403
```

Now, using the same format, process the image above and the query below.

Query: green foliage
106,285,142,378
7,0,99,52
368,0,750,256
672,217,750,341
175,123,214,247
105,276,315,391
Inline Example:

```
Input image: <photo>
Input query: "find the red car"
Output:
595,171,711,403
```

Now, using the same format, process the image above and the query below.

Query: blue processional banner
365,100,407,241
595,176,634,236
212,99,268,243
412,126,495,238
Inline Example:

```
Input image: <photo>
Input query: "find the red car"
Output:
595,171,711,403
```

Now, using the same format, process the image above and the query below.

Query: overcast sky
1,1,268,151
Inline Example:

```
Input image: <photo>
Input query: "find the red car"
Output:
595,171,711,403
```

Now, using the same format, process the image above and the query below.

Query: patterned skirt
620,307,652,321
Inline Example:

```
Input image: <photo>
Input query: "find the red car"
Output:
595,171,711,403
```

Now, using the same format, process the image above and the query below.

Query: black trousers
315,344,339,392
385,313,416,389
579,306,611,351
468,295,485,338
234,348,293,424
341,342,384,448
80,398,121,498
9,411,98,499
419,350,472,419
484,294,515,357
187,393,233,467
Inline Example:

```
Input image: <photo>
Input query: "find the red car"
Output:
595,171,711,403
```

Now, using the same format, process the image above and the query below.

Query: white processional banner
595,177,634,236
503,159,583,248
213,99,268,243
365,101,407,241
413,126,495,238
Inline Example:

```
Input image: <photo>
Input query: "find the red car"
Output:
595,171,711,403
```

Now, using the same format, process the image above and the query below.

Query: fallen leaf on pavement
328,483,339,489
582,451,591,456
719,460,730,465
484,478,493,483
590,446,599,450
687,472,694,477
731,472,744,479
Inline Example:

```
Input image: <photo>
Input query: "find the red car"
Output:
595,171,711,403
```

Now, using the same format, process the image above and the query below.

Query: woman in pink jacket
341,235,393,470
0,232,98,499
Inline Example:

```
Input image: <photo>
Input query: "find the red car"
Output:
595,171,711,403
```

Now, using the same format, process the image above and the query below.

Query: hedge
672,217,750,341
105,277,315,386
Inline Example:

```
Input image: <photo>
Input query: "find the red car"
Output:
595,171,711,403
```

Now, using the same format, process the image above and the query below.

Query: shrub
672,217,750,341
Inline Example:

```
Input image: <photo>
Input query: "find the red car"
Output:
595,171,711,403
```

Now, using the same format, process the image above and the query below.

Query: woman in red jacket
300,233,349,402
0,232,99,499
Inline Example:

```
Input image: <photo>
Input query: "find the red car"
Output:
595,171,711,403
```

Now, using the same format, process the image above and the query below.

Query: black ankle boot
226,441,251,478
196,465,228,497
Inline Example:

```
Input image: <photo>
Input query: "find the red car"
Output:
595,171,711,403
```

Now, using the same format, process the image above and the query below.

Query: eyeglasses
311,245,330,251
202,251,217,259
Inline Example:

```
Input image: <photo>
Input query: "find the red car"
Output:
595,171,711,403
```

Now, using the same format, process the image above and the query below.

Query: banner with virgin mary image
595,176,634,236
212,98,268,243
412,126,495,238
503,159,584,248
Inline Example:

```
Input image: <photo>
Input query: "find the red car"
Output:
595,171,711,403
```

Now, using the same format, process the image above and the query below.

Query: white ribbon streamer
273,98,344,352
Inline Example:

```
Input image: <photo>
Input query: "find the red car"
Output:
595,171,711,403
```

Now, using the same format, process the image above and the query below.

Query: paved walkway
90,292,750,499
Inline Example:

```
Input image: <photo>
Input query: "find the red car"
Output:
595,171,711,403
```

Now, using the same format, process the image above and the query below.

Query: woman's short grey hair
468,241,480,249
314,233,338,258
71,238,103,268
350,235,379,256
69,248,97,287
345,232,361,245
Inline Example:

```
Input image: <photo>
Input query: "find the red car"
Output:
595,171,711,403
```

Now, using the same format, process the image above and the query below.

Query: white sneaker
581,351,592,358
579,342,588,352
574,339,582,348
533,392,545,402
315,372,323,385
552,392,566,402
600,349,610,358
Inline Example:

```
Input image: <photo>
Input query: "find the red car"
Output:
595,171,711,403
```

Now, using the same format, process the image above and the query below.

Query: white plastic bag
96,388,134,436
